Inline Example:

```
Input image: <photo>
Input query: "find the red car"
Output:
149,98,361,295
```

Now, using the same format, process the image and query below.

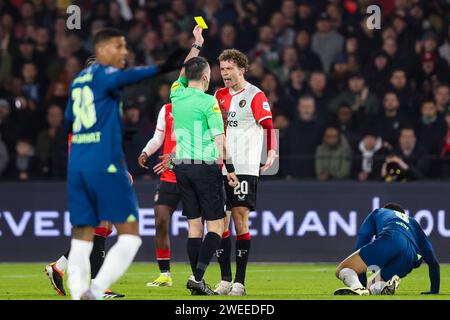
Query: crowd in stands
1,0,450,182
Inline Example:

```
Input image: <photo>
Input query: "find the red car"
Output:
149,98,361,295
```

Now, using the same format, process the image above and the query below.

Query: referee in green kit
170,54,239,295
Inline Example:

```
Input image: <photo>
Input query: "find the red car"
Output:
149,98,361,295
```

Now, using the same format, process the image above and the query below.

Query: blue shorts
67,170,139,227
359,230,418,281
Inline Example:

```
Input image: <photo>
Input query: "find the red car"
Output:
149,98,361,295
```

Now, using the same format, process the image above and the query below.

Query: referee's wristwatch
192,43,202,50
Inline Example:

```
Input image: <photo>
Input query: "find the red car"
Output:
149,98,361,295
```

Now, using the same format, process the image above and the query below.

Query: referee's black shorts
174,162,225,221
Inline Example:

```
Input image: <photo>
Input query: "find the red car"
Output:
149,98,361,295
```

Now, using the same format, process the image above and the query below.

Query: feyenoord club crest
239,99,246,108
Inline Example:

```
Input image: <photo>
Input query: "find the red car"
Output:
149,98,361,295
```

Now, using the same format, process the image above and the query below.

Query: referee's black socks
216,230,232,282
235,232,251,285
187,237,203,274
194,232,222,282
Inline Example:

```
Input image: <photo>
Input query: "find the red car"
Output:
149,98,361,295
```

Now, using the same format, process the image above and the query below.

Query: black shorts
154,181,181,210
174,163,225,221
224,175,258,211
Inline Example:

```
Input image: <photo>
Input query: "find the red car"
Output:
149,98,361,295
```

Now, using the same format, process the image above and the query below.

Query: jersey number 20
72,86,96,133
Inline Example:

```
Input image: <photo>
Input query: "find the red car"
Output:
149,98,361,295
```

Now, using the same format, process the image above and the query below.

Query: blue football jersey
356,208,435,261
65,63,157,172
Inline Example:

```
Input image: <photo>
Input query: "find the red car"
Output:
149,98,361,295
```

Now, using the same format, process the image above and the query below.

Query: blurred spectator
296,1,315,33
283,95,324,179
36,104,67,177
270,11,295,48
330,52,352,93
381,127,429,181
415,51,450,97
388,68,422,119
439,23,450,67
294,29,323,72
204,23,237,62
439,109,450,177
246,61,266,88
274,46,299,84
433,84,450,115
374,91,406,149
167,0,193,32
122,105,152,177
282,67,306,117
332,103,361,149
14,138,40,181
312,12,344,73
260,73,282,115
363,50,391,97
249,25,280,72
21,62,43,104
0,131,8,176
415,100,446,177
280,0,297,29
329,73,379,117
0,99,17,156
306,70,331,123
315,126,352,181
353,132,388,182
13,37,37,77
137,30,165,65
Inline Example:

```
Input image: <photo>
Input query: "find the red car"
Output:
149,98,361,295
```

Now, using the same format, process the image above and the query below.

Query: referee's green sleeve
169,76,188,99
206,99,225,137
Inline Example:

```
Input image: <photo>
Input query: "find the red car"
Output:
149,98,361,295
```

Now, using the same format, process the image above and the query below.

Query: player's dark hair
185,56,209,81
94,28,124,46
383,202,405,213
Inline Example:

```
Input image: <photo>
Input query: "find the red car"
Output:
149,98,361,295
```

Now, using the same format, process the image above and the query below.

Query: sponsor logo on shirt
171,82,181,91
212,103,220,113
263,101,271,111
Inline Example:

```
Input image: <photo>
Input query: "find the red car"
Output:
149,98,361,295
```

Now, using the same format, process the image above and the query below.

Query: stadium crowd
1,0,450,182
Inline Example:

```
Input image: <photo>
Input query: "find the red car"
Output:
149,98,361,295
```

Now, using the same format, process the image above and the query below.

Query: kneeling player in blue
334,203,440,296
64,28,181,300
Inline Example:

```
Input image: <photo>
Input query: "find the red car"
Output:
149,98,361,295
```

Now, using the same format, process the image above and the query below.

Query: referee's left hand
227,172,239,188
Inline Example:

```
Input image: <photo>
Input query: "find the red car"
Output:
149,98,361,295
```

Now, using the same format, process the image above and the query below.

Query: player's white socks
67,239,93,300
55,255,68,272
91,234,142,298
369,281,386,295
338,268,364,289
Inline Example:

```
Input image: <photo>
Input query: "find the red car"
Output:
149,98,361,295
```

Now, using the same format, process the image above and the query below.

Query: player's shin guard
90,226,111,279
156,248,171,273
67,239,93,300
187,238,202,274
194,232,222,282
91,235,142,297
235,232,251,285
216,230,232,282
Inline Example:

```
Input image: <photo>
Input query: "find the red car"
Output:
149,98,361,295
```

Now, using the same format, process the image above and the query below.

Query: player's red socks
216,230,232,282
235,232,251,285
156,248,171,273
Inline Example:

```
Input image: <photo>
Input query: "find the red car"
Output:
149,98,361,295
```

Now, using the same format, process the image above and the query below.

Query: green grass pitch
1,263,449,300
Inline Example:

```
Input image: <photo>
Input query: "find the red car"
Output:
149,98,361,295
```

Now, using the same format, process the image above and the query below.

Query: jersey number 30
72,86,96,133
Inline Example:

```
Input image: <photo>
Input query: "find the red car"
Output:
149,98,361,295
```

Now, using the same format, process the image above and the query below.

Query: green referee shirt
170,76,224,162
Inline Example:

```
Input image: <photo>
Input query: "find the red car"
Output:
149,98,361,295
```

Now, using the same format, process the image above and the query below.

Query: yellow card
194,16,208,29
